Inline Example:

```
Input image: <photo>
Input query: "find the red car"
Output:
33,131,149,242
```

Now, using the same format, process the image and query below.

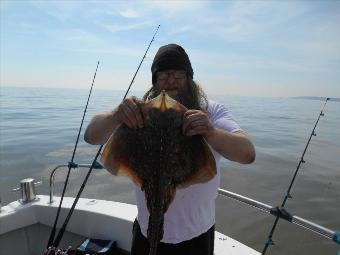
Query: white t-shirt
134,100,241,243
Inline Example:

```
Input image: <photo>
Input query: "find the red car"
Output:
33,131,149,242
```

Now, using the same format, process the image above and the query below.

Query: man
84,44,255,255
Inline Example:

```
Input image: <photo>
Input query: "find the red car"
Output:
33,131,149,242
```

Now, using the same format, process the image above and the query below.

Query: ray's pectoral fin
101,127,143,188
178,140,217,189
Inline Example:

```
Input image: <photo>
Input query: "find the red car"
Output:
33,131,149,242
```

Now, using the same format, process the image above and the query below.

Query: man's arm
205,129,255,164
84,110,118,145
182,109,255,164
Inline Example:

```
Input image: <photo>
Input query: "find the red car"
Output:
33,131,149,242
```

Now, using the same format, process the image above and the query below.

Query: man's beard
151,83,201,110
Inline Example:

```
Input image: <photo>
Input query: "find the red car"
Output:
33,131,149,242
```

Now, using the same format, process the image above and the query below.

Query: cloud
191,49,335,74
2,1,339,97
141,1,308,43
119,8,140,18
103,21,153,33
18,22,41,35
150,1,207,10
70,46,144,57
191,1,306,42
0,0,15,11
168,26,193,35
29,1,81,22
47,28,102,44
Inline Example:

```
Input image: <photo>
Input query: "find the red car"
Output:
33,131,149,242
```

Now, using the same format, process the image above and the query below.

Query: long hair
142,78,208,111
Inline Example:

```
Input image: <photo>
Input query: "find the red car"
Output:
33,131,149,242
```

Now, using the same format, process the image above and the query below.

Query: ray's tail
147,188,165,255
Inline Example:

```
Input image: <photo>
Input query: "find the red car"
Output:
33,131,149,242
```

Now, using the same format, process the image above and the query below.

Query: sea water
0,86,339,255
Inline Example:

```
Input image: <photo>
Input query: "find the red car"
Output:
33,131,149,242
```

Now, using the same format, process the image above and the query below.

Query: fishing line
261,97,330,255
48,25,160,252
47,61,100,248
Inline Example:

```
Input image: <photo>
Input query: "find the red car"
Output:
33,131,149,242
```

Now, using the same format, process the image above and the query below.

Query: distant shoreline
1,86,339,101
292,96,340,102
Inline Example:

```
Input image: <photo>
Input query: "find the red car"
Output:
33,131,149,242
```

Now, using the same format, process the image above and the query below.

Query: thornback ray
101,90,216,255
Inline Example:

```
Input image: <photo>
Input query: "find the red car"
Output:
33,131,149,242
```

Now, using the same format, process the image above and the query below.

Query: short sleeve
207,100,241,133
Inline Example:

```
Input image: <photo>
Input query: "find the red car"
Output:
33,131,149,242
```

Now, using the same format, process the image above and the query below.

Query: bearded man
84,44,255,255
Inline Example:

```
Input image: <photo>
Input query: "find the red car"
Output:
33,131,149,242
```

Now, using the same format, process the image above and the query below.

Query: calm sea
0,86,339,255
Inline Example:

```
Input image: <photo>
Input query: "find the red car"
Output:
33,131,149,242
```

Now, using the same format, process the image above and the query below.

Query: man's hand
182,110,214,137
115,96,145,129
84,96,145,145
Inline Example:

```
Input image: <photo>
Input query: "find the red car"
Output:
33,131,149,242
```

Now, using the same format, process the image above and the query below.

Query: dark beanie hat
151,44,193,83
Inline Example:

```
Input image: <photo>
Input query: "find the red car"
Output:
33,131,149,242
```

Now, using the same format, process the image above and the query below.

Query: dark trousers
130,219,215,255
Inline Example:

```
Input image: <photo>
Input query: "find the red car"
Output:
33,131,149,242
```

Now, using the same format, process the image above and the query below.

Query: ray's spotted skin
101,91,216,255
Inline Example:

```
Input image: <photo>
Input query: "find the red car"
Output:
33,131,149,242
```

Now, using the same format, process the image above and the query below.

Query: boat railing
49,162,103,204
47,164,339,245
218,188,340,245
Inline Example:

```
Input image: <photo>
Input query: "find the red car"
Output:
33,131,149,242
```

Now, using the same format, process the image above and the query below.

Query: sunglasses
157,71,187,80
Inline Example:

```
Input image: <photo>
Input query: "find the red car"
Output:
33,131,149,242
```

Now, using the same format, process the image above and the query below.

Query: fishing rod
46,61,100,249
261,97,331,255
45,25,160,254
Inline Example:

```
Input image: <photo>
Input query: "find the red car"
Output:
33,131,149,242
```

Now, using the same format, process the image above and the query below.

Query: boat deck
0,195,260,255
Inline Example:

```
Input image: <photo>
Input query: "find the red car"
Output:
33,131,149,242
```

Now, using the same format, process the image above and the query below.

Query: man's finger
184,109,199,117
186,126,207,136
127,103,143,128
184,119,206,135
141,106,149,122
130,98,145,128
182,112,206,134
182,117,191,134
121,105,137,128
182,111,196,133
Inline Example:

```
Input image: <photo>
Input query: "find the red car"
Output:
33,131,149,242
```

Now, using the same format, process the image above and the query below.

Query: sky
1,0,340,97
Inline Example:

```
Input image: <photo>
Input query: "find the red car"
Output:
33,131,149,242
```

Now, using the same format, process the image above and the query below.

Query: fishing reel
44,246,78,255
44,238,117,255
